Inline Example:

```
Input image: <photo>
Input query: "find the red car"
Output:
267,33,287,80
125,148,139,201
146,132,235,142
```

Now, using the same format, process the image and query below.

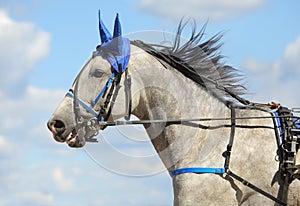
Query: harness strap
103,74,122,122
124,69,132,120
92,73,115,107
66,91,98,117
67,72,117,119
70,65,133,127
97,71,120,122
97,115,298,127
276,107,300,184
224,105,236,169
172,167,225,176
227,170,287,206
171,167,287,205
171,106,289,206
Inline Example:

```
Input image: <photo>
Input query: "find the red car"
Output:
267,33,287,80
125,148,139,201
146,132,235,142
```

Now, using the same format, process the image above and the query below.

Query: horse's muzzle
47,120,67,142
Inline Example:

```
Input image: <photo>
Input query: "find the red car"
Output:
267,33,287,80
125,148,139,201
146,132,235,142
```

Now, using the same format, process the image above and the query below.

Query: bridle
66,62,132,142
66,10,132,141
66,72,115,119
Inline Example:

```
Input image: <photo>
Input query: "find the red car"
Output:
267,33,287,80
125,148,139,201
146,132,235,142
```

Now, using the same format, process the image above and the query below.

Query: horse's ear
113,13,122,38
98,10,112,44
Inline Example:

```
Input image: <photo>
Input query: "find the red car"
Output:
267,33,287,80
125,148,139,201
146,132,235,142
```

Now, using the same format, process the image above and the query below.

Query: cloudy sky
0,0,299,205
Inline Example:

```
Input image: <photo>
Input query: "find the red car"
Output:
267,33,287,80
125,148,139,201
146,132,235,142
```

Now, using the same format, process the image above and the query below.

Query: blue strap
65,73,116,118
172,167,226,176
92,73,115,106
295,117,300,129
66,92,98,117
273,111,283,140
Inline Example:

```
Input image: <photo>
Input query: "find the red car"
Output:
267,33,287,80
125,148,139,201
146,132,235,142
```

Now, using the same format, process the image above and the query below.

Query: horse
47,12,300,205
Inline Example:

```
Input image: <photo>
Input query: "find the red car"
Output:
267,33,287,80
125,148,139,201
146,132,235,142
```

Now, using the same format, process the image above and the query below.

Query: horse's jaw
48,122,82,147
66,122,107,148
66,128,86,148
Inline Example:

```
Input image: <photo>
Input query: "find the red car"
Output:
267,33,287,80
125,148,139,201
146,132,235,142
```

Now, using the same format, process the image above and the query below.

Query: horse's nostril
47,120,66,136
53,120,65,129
47,119,68,143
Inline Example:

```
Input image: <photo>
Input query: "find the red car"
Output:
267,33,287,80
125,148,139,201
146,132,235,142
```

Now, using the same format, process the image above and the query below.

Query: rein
96,114,299,127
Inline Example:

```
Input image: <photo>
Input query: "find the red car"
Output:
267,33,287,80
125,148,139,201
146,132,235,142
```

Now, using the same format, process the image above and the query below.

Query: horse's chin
64,122,105,147
66,128,86,148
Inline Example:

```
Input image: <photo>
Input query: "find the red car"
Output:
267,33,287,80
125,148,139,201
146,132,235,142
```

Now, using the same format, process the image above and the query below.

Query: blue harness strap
66,73,116,120
66,92,98,117
295,116,300,131
91,73,115,107
274,110,300,140
273,111,283,140
172,167,225,176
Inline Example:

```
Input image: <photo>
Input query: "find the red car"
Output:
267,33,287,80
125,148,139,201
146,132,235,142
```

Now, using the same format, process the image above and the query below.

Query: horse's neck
128,46,300,205
129,46,230,171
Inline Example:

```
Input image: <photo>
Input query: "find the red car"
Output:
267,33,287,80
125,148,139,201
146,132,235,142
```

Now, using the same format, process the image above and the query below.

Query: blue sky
0,0,299,205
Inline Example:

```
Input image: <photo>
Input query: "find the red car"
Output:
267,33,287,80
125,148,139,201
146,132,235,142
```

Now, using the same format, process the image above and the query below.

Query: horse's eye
92,69,104,78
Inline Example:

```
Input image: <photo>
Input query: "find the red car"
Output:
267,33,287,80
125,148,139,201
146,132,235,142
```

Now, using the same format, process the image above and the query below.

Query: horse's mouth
66,128,77,143
66,128,85,148
48,119,100,148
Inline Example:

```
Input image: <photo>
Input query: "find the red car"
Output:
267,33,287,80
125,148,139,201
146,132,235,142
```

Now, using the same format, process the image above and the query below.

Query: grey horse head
47,12,131,146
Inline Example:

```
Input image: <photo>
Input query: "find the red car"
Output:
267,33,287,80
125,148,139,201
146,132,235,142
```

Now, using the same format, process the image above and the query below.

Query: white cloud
137,0,266,21
244,36,300,107
53,167,75,192
284,36,300,72
0,9,51,97
0,134,12,155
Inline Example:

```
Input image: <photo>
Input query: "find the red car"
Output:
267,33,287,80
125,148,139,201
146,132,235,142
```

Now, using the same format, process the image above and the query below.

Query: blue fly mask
97,11,130,73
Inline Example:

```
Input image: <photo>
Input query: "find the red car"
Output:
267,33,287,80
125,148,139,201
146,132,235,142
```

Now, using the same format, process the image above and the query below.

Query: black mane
131,20,247,103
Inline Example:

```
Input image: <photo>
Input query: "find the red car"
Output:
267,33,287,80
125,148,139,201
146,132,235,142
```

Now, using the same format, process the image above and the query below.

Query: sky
0,0,299,205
